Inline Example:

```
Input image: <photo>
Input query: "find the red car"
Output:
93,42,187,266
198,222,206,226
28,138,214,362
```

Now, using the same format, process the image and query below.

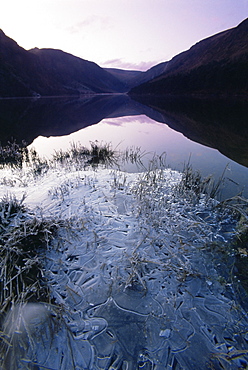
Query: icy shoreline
1,164,248,369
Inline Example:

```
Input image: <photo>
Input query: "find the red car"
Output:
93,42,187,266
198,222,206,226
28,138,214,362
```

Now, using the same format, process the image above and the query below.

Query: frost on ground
0,163,248,370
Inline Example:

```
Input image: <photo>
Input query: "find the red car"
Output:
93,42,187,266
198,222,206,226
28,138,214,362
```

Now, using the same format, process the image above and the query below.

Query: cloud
68,16,112,34
101,58,162,71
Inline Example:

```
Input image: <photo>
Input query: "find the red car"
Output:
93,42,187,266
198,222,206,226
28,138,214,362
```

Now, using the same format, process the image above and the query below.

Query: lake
1,94,248,199
1,94,248,368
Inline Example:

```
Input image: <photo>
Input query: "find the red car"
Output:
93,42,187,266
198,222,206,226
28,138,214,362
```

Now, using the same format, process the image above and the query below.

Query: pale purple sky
1,0,247,71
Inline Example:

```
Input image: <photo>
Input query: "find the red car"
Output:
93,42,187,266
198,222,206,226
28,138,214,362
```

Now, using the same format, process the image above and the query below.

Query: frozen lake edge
0,161,248,369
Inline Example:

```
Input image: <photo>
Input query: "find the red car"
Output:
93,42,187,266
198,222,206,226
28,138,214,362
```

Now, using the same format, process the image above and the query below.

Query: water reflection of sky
30,115,248,198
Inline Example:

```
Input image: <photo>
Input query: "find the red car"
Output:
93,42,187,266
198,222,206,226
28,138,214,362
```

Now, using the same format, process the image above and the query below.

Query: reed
0,194,68,368
0,141,28,168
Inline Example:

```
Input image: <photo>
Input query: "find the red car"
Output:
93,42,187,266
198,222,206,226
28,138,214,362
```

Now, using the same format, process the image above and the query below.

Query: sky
1,0,247,71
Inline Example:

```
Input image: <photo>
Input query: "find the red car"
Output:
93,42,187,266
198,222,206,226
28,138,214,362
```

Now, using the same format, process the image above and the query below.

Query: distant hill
129,18,248,97
105,62,168,90
104,68,143,87
0,30,126,97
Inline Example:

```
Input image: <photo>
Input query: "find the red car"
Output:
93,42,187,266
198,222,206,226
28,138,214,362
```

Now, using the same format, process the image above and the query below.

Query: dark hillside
0,30,61,97
29,48,126,94
0,30,126,97
130,18,248,96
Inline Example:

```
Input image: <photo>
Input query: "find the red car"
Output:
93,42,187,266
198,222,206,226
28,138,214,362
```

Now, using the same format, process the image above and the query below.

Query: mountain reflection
133,95,248,168
0,94,247,168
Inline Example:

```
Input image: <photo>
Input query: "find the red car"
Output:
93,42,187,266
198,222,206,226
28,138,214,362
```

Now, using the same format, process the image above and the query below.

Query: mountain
105,62,168,90
29,48,127,94
1,18,247,98
129,18,248,96
0,30,126,97
104,68,143,87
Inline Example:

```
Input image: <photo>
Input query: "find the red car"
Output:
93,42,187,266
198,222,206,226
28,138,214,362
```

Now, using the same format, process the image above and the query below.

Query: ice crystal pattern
1,167,248,369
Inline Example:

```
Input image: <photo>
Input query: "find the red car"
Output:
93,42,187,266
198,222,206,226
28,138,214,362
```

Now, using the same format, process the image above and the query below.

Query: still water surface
1,95,247,198
31,113,248,199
